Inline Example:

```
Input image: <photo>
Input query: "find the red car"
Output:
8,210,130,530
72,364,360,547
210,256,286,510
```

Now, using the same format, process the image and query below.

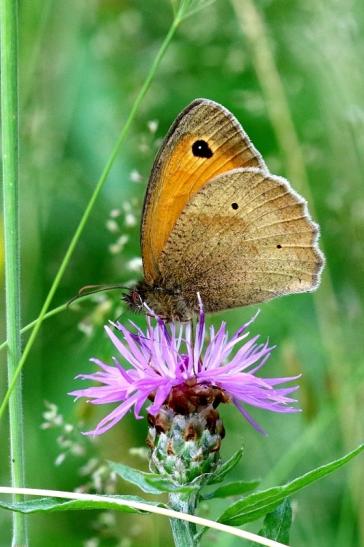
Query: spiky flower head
70,300,300,436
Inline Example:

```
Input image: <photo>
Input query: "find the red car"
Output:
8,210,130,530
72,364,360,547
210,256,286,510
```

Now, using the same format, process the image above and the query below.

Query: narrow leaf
0,495,161,514
109,461,198,494
146,475,199,494
207,447,244,485
256,498,292,545
202,479,260,500
109,461,162,494
219,444,363,526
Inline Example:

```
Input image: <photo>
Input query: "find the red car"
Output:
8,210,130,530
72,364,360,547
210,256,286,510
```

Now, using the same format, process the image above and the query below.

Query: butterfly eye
131,290,143,306
276,244,282,249
231,202,239,210
192,139,213,158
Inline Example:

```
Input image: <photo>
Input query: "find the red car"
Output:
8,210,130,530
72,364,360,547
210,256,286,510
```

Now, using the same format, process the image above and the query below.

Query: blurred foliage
1,0,363,545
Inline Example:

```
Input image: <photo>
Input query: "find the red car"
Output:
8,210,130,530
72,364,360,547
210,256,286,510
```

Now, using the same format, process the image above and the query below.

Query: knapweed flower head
70,300,300,436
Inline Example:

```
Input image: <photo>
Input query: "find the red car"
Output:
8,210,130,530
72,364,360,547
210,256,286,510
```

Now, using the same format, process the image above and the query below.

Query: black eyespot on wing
192,140,213,158
231,202,239,210
276,244,282,249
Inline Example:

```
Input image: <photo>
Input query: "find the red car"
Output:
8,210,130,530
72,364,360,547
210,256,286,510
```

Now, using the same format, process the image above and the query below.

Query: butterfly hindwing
158,168,324,312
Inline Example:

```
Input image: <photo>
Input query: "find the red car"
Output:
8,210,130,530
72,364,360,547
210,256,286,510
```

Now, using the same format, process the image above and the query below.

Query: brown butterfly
123,98,324,321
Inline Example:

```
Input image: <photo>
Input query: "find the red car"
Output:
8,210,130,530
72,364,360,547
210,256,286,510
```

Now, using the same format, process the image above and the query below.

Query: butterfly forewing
141,99,267,284
158,168,324,312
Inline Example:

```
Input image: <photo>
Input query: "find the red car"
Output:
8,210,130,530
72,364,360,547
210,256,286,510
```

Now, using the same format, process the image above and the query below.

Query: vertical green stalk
169,493,198,546
0,0,28,544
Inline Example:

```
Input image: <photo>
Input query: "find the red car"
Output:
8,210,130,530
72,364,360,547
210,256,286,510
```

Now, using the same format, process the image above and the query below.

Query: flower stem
0,0,28,544
0,10,182,422
169,493,198,546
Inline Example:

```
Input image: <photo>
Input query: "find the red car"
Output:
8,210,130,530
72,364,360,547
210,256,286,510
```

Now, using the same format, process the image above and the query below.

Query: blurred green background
1,0,363,545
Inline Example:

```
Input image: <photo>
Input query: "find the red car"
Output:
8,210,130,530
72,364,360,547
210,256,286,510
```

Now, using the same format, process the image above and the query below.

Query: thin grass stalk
0,487,289,547
0,9,183,422
0,303,73,353
0,291,112,354
0,304,67,353
0,0,28,543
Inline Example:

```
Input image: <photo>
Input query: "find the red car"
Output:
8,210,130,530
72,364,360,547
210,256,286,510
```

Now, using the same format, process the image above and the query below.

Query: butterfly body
125,280,195,321
125,99,324,321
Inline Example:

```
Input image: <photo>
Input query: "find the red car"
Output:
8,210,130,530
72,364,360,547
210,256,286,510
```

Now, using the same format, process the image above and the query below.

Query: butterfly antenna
67,284,130,308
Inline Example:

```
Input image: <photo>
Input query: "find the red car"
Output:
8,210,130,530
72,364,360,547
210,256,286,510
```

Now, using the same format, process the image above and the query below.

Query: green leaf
109,461,199,494
202,479,260,500
254,498,292,545
218,443,364,526
146,475,199,494
0,495,161,515
109,461,162,494
206,447,244,485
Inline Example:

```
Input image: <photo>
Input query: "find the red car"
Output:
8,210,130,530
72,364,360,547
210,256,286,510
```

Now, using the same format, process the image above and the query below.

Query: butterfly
123,98,324,321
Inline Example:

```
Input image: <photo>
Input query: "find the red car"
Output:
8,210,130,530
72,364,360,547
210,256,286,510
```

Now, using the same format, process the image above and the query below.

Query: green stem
0,295,103,354
169,493,198,546
0,0,28,544
0,11,182,422
0,304,67,353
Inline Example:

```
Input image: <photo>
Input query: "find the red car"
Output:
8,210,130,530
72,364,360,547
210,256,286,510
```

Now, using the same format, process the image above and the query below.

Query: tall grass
0,0,27,543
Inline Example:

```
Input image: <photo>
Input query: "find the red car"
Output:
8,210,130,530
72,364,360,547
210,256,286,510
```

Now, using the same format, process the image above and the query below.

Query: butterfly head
123,283,145,313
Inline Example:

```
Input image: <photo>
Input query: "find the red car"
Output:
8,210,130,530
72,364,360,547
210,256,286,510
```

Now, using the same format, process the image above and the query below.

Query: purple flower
70,300,300,436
